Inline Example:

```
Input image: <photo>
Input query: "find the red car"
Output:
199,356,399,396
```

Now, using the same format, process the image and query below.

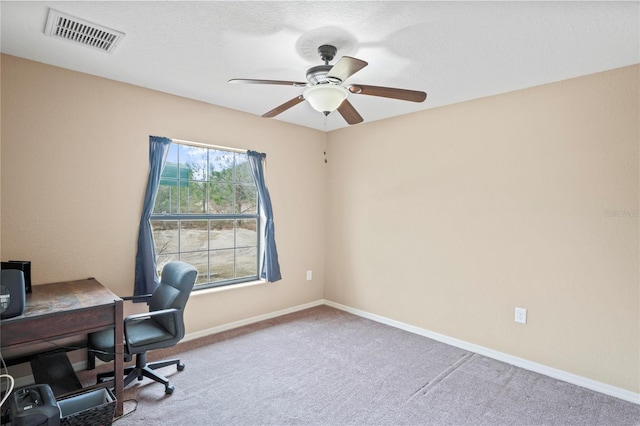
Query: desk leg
114,299,124,417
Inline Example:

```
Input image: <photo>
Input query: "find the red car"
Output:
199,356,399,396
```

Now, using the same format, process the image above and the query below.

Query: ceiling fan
228,45,427,125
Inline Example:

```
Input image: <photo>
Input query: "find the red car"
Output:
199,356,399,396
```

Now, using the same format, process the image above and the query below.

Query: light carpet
84,305,639,425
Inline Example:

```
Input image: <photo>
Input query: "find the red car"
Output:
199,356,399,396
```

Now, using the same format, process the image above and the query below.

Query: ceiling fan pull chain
323,116,328,164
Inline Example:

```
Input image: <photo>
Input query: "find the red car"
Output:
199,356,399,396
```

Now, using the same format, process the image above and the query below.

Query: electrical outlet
515,307,527,324
306,270,313,281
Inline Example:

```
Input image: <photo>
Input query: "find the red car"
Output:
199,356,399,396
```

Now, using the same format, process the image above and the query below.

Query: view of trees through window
150,143,260,288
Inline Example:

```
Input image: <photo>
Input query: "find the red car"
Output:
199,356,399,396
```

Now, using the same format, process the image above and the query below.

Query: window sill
192,279,267,296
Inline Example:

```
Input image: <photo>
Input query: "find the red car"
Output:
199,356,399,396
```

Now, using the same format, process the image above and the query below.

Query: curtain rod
171,138,248,154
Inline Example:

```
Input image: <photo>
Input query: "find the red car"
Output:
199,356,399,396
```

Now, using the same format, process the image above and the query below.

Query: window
151,143,260,289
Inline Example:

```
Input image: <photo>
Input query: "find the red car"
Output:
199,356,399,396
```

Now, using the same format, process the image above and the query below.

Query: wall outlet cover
515,307,527,324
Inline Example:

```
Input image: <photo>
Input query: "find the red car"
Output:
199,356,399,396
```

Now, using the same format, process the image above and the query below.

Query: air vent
44,9,125,53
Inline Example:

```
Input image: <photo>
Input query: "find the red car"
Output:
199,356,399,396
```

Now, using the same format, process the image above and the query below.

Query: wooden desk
0,278,124,417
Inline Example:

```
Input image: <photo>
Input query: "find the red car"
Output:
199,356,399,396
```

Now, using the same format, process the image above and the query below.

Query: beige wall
0,54,326,334
325,65,640,393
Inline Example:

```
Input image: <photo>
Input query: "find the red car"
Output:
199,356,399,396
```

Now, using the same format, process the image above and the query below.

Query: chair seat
89,328,117,362
90,321,175,358
127,320,175,349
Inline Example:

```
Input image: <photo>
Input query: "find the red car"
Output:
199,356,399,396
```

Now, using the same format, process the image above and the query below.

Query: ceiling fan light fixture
303,84,348,114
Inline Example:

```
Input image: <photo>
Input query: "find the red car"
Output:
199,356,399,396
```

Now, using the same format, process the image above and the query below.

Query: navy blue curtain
247,151,282,282
134,136,172,295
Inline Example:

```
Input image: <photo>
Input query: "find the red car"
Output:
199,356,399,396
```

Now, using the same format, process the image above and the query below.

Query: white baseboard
183,299,325,342
11,373,35,390
323,299,640,405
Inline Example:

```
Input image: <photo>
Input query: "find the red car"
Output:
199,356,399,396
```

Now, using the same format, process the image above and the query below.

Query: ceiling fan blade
229,79,307,87
262,95,305,118
348,84,427,102
326,57,368,83
337,99,363,125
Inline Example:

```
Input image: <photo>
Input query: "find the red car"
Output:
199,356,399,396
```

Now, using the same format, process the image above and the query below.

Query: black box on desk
1,261,31,293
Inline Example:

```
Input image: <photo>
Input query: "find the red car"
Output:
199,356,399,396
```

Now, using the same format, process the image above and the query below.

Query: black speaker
2,260,31,293
0,269,26,319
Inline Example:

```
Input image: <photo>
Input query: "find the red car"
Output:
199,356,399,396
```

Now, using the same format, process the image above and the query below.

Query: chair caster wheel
177,363,185,371
165,385,175,394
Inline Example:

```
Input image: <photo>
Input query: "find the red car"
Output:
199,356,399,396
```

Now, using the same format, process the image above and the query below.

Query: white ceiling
1,1,638,131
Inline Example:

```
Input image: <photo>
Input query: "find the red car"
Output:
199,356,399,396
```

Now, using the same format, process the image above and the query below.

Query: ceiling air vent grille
44,9,125,53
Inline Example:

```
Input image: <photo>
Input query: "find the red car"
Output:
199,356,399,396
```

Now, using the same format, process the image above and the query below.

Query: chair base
97,352,184,395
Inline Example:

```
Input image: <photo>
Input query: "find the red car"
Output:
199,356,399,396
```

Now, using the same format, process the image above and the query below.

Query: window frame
150,141,261,290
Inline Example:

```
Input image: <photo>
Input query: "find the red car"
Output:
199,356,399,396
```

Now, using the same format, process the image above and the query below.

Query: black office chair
89,261,197,394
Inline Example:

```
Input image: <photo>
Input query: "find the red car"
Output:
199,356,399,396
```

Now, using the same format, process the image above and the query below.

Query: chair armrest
124,308,179,324
122,294,153,304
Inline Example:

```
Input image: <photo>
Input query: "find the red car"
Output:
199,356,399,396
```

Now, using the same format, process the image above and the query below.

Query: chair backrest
149,261,197,335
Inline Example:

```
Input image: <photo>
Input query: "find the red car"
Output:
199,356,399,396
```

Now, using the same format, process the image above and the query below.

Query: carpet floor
85,305,640,425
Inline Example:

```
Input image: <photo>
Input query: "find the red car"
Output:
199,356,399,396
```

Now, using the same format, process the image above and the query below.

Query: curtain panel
247,151,282,282
134,136,172,296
